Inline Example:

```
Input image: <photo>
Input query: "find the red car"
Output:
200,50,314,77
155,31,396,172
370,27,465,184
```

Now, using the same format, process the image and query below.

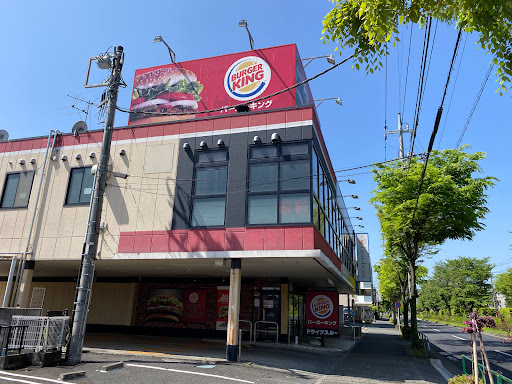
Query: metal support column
226,258,241,362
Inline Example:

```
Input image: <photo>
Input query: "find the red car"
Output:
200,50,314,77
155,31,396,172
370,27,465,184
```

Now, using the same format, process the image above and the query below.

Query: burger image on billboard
224,56,271,101
146,292,184,322
130,67,203,123
310,295,333,319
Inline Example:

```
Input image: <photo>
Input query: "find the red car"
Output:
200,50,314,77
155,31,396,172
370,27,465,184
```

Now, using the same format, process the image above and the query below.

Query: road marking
0,371,72,384
432,329,441,332
495,350,512,358
0,377,41,384
430,359,453,381
126,363,255,383
452,335,465,341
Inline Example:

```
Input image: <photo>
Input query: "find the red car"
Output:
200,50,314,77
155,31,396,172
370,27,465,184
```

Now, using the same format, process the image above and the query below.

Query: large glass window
191,150,227,227
1,172,35,208
66,167,94,205
247,142,311,225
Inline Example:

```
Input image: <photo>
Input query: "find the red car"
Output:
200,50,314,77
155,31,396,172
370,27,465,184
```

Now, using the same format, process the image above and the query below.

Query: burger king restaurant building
0,44,360,360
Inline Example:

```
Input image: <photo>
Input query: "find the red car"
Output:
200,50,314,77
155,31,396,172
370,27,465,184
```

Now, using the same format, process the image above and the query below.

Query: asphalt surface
0,320,451,383
418,318,512,378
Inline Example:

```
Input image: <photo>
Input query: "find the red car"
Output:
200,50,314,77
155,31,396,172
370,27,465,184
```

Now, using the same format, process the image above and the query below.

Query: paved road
418,319,512,378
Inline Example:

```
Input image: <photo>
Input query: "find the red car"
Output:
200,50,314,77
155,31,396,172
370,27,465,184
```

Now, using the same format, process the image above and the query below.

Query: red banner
128,44,299,126
305,291,339,336
181,289,207,323
216,287,229,330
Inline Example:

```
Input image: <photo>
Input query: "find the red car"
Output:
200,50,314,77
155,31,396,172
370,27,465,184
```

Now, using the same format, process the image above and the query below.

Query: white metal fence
8,316,69,352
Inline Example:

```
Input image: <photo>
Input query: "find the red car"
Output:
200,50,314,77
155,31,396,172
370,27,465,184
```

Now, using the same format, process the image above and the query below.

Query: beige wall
1,282,139,326
0,136,179,261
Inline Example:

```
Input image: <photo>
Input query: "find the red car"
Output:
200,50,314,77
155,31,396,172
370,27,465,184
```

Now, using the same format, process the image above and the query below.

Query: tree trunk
478,331,495,384
472,330,479,383
402,299,410,338
409,259,420,348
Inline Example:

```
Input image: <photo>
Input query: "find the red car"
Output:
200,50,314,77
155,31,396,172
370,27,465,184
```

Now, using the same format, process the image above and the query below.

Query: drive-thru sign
305,291,339,336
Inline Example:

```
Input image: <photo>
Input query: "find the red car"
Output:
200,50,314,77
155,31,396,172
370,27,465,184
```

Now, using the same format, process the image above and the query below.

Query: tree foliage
495,267,512,306
322,0,512,91
371,147,496,346
418,257,493,314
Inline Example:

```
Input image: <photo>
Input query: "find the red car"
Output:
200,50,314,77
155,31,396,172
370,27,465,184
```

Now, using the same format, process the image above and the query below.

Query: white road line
126,363,256,383
430,359,453,381
452,335,465,341
495,350,512,358
432,329,441,332
0,371,72,384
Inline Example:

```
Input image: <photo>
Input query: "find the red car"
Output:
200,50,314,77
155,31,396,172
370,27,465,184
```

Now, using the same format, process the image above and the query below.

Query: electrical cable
402,22,413,117
385,49,388,162
456,63,494,148
116,53,356,118
437,34,467,150
409,27,464,226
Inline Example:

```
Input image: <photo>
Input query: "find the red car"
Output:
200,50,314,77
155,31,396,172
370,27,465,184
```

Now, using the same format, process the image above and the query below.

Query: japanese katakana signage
305,290,339,336
128,44,306,126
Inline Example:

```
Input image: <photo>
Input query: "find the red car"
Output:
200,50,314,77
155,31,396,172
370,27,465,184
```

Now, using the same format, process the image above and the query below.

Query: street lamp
238,20,254,50
314,97,343,108
153,35,176,63
354,225,365,228
339,179,356,184
302,54,335,68
344,195,359,199
347,207,361,211
350,217,363,221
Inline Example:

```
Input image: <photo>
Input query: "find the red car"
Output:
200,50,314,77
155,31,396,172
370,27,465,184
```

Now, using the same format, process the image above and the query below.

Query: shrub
448,374,484,384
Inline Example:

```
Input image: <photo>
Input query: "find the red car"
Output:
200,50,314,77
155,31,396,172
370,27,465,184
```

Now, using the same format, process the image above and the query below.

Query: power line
410,27,464,225
437,34,467,150
401,22,413,117
456,63,494,148
116,52,356,118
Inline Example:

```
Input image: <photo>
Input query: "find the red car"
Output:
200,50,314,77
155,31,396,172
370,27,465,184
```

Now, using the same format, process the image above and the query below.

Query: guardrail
254,321,279,343
462,355,512,384
0,325,27,355
239,320,252,342
10,315,69,352
418,331,430,358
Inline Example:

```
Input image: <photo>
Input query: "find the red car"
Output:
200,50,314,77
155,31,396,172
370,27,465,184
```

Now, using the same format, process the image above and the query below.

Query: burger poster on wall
216,287,229,330
305,290,339,336
128,44,298,125
145,288,206,323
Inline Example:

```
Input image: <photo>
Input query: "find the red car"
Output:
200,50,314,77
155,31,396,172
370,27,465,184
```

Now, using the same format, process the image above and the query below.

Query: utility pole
66,46,124,365
386,113,415,160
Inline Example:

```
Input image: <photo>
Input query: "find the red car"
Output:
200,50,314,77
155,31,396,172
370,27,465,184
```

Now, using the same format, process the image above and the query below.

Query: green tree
370,147,495,347
419,257,493,314
495,268,512,306
322,0,512,92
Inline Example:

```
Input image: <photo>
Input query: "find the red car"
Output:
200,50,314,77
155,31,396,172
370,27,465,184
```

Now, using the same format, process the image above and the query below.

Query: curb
101,362,125,372
83,347,224,364
59,371,86,381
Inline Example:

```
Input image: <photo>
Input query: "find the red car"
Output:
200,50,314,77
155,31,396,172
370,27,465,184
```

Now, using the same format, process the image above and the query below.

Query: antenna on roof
71,121,88,136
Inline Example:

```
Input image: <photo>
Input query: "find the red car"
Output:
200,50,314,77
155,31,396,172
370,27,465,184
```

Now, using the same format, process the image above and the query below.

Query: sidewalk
316,319,449,383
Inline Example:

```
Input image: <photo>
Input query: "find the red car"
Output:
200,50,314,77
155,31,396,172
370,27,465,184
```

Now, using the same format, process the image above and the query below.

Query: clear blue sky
1,0,510,280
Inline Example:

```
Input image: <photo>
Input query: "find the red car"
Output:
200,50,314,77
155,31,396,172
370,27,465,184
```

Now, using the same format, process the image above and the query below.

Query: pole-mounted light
301,54,335,68
314,97,343,108
339,179,356,184
238,20,254,50
153,35,176,63
344,195,359,199
354,225,365,228
348,207,361,211
350,217,363,221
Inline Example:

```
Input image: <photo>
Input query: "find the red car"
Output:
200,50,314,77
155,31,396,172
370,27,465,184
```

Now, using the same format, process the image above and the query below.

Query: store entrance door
253,288,280,341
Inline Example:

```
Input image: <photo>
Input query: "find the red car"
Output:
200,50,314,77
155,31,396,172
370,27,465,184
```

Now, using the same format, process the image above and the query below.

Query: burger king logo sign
224,56,271,101
310,295,333,319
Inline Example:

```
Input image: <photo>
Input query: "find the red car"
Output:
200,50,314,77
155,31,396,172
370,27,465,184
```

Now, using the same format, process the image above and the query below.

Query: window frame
190,148,228,228
246,140,312,226
64,166,94,206
0,171,35,209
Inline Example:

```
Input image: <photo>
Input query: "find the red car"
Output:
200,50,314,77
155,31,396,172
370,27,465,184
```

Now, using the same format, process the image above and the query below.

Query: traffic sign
395,302,401,309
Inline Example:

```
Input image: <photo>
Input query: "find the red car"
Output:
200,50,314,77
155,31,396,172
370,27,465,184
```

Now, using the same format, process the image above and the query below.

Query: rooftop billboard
128,44,311,126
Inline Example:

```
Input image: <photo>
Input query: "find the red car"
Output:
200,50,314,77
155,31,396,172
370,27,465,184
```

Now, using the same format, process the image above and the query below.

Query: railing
10,316,69,352
254,321,279,343
0,325,28,355
462,355,512,384
239,320,252,342
418,331,430,358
